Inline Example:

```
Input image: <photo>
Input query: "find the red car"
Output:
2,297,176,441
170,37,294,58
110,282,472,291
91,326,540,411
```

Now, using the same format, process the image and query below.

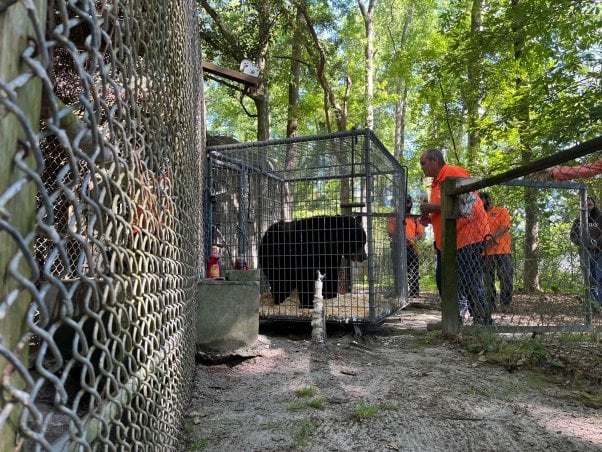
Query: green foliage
459,329,602,408
288,396,327,410
354,399,379,419
557,331,600,344
573,389,602,409
289,385,326,410
200,0,601,150
204,81,257,142
461,329,549,368
295,385,319,397
200,0,602,290
184,421,210,451
188,438,209,451
353,399,399,419
411,330,446,347
293,419,318,449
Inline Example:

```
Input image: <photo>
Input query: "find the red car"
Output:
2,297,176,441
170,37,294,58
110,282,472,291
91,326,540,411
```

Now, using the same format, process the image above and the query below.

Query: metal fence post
578,188,593,326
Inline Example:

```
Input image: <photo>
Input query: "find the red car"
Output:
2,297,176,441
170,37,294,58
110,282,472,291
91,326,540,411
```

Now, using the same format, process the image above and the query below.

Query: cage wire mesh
1,0,203,450
207,130,408,324
477,181,601,333
414,177,602,334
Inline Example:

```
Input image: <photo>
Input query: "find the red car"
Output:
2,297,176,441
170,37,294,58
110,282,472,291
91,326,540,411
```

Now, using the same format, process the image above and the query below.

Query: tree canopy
199,0,601,291
199,0,601,165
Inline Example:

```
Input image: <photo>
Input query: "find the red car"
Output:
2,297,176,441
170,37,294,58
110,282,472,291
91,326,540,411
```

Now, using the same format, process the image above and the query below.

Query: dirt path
185,309,602,451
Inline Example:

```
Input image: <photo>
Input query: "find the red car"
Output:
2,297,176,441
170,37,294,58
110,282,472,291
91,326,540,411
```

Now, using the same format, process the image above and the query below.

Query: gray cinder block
196,278,259,354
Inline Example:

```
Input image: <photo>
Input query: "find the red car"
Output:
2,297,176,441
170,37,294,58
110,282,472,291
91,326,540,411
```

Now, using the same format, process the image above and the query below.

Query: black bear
259,215,367,308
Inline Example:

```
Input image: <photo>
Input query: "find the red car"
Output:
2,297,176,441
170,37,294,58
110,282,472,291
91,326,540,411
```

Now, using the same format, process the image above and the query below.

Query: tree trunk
394,81,408,162
254,92,270,141
284,6,303,220
466,0,485,161
286,7,302,140
358,0,375,130
390,5,413,162
523,186,540,291
512,0,540,291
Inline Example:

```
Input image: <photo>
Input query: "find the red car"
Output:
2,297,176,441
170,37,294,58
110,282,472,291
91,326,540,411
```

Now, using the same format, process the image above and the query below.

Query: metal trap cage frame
206,129,408,324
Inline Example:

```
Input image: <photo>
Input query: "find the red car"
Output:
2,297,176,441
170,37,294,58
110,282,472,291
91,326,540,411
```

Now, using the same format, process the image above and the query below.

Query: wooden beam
202,61,259,87
0,1,47,450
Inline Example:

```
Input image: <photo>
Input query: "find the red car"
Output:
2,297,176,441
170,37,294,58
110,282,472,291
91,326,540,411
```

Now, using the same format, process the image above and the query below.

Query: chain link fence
1,1,203,450
423,139,602,335
416,180,598,330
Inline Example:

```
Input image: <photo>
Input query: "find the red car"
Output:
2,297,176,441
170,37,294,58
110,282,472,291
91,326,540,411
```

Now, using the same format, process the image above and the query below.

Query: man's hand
418,215,430,226
483,234,496,248
420,201,439,215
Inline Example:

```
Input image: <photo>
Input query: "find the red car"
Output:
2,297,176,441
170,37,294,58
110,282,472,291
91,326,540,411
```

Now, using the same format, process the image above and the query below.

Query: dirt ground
184,305,602,452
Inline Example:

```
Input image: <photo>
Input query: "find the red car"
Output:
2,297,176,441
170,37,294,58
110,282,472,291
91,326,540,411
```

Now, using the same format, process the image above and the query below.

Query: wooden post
441,178,460,335
0,1,47,449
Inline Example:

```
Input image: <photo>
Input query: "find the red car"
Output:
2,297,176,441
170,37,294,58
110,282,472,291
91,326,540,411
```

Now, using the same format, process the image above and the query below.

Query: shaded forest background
198,0,601,292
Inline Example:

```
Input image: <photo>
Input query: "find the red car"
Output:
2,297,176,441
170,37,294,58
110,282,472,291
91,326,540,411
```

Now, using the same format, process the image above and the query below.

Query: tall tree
286,6,304,140
384,2,415,161
198,0,288,140
358,0,376,129
283,6,305,219
298,2,351,132
511,0,540,290
466,0,486,160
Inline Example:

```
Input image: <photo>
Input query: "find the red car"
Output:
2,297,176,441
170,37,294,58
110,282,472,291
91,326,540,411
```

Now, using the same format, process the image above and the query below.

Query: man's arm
419,201,440,215
533,157,602,181
551,158,602,181
419,201,440,226
490,209,511,243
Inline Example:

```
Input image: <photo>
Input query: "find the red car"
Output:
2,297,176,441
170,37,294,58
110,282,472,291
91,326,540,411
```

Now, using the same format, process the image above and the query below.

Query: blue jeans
436,243,490,321
483,254,514,308
589,251,602,306
407,246,420,297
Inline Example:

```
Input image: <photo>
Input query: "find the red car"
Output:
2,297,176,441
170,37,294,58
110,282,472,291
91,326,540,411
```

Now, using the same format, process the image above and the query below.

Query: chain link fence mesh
410,172,602,335
1,1,203,450
487,182,600,331
1,0,600,448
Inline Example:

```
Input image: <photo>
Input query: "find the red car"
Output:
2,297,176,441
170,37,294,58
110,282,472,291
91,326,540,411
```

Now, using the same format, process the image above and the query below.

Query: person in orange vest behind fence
388,195,425,297
479,192,514,313
419,148,493,325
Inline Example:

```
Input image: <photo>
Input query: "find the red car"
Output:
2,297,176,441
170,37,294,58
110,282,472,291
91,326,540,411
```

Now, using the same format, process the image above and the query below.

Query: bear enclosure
207,130,408,324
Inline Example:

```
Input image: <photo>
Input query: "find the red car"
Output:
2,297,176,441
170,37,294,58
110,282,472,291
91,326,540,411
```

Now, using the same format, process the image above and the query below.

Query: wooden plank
202,61,259,86
0,1,46,450
441,178,460,335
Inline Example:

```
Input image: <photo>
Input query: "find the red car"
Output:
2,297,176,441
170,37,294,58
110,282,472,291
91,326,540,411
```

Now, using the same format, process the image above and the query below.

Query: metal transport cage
206,129,408,324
